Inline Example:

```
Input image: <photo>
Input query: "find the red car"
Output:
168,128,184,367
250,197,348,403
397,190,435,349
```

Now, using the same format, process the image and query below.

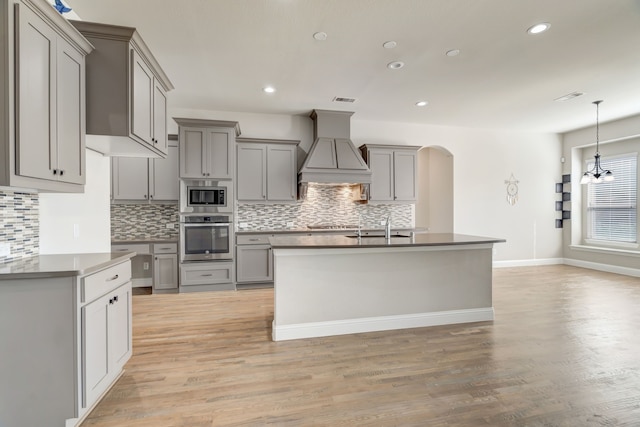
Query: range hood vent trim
298,110,372,185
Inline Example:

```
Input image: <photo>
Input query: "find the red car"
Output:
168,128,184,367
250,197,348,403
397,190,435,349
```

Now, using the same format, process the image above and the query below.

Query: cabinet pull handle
201,273,213,277
249,238,260,241
107,274,119,281
159,247,171,250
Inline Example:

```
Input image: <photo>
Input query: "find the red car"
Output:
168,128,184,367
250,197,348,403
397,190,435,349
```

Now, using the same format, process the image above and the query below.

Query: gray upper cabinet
175,118,240,180
112,136,179,201
360,144,421,202
0,0,93,192
70,21,173,157
237,138,299,202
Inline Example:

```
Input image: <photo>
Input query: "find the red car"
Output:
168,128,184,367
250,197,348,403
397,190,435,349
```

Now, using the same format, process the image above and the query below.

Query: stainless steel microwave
187,186,227,207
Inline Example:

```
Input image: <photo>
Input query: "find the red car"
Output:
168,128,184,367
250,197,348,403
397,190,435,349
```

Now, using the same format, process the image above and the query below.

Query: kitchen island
269,233,505,341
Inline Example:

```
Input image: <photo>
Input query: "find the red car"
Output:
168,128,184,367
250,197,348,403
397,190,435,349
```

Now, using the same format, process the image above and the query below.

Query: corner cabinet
175,118,241,180
236,138,299,202
70,20,173,157
0,0,93,192
111,135,179,201
359,144,421,202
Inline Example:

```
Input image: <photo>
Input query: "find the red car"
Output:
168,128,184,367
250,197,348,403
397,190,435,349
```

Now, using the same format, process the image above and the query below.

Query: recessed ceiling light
554,91,584,102
445,49,460,57
415,101,428,107
263,86,276,93
527,22,550,34
387,61,405,70
313,32,327,41
382,41,397,49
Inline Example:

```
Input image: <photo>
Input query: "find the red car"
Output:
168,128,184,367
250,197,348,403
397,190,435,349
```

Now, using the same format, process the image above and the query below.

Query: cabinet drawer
236,234,273,245
111,243,151,255
153,243,177,254
180,262,234,286
82,261,132,304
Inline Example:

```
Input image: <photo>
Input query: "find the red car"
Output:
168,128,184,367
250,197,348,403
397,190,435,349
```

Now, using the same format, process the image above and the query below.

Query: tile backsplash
111,204,179,240
237,184,414,231
0,190,39,262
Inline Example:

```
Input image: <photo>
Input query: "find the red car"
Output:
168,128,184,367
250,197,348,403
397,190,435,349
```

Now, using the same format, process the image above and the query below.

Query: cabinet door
152,80,168,153
130,49,153,145
82,293,109,408
393,151,417,201
56,38,85,184
267,145,297,201
206,129,232,179
236,245,273,283
112,157,149,200
108,283,132,371
237,144,266,201
150,143,178,201
368,150,394,201
154,254,178,290
179,127,206,178
15,3,57,181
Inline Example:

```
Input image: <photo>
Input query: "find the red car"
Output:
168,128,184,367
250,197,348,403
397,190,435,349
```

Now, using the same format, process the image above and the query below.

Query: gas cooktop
306,224,358,230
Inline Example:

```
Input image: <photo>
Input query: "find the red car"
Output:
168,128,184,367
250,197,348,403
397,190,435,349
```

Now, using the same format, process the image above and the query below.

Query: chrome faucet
385,215,391,240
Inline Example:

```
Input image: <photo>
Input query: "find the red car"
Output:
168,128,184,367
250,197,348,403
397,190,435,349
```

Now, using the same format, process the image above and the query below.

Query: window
586,153,637,243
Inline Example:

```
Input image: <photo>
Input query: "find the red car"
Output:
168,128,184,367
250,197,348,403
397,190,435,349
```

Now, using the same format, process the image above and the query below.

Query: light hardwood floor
82,265,640,426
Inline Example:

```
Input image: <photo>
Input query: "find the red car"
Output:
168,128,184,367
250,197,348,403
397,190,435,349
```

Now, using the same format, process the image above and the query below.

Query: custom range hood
298,110,371,189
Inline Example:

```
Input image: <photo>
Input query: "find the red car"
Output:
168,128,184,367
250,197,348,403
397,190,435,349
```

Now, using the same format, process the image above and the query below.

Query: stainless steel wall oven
179,214,233,262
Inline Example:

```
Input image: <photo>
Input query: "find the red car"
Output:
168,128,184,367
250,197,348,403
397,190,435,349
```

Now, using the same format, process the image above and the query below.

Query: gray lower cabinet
153,243,178,292
112,138,179,201
236,234,274,286
236,138,299,202
0,257,132,427
0,0,93,192
180,261,235,292
359,144,421,202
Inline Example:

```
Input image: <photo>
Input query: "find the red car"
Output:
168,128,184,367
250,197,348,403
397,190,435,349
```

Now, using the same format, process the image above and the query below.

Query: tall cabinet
0,0,93,192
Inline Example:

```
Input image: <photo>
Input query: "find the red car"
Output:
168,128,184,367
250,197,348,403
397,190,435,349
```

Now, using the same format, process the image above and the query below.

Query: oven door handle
182,223,231,227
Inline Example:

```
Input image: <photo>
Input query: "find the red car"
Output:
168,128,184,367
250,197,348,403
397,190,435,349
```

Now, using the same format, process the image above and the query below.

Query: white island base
271,236,500,341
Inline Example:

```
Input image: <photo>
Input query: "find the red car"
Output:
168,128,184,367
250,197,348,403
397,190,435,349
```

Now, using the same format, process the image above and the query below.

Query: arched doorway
415,146,454,232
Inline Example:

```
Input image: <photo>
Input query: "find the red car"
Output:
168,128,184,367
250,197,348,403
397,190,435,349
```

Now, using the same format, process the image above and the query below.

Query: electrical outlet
165,223,175,229
240,222,248,228
380,220,386,225
143,262,149,270
0,242,10,257
286,222,294,228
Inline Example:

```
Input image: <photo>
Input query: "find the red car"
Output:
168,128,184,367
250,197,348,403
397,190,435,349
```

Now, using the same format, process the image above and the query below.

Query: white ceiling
64,0,640,133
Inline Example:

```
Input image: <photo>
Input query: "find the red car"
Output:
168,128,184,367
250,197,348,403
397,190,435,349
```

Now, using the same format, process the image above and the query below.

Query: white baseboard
272,307,494,341
562,258,640,278
493,258,563,268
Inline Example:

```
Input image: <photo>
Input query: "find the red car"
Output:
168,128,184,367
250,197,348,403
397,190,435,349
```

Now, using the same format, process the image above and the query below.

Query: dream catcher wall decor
504,173,519,206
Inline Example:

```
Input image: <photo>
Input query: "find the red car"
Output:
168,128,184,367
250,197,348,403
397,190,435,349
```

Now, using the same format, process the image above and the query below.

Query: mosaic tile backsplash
237,184,414,231
0,190,39,262
111,204,179,240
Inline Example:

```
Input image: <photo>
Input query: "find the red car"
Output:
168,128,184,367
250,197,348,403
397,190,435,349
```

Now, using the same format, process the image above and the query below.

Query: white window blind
586,153,637,243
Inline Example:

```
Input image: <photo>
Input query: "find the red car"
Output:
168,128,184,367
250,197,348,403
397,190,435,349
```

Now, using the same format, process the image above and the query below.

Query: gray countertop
0,252,136,280
236,227,425,235
268,233,506,249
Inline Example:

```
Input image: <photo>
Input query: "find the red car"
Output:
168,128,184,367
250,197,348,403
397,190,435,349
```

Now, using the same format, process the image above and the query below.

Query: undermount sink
345,234,411,239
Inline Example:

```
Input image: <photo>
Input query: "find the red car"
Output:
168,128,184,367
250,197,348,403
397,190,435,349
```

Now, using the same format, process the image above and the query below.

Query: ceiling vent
333,96,357,103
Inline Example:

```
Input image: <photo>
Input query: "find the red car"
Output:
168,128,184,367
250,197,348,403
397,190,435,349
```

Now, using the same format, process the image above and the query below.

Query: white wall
170,107,563,263
39,150,111,254
562,113,640,273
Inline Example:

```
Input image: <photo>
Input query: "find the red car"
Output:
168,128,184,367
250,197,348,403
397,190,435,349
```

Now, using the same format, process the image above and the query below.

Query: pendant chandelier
580,100,614,184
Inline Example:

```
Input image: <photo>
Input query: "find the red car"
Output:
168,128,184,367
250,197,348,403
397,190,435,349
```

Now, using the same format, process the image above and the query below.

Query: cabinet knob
53,169,58,175
150,195,154,199
114,295,119,302
109,298,114,305
60,170,64,176
144,195,148,199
